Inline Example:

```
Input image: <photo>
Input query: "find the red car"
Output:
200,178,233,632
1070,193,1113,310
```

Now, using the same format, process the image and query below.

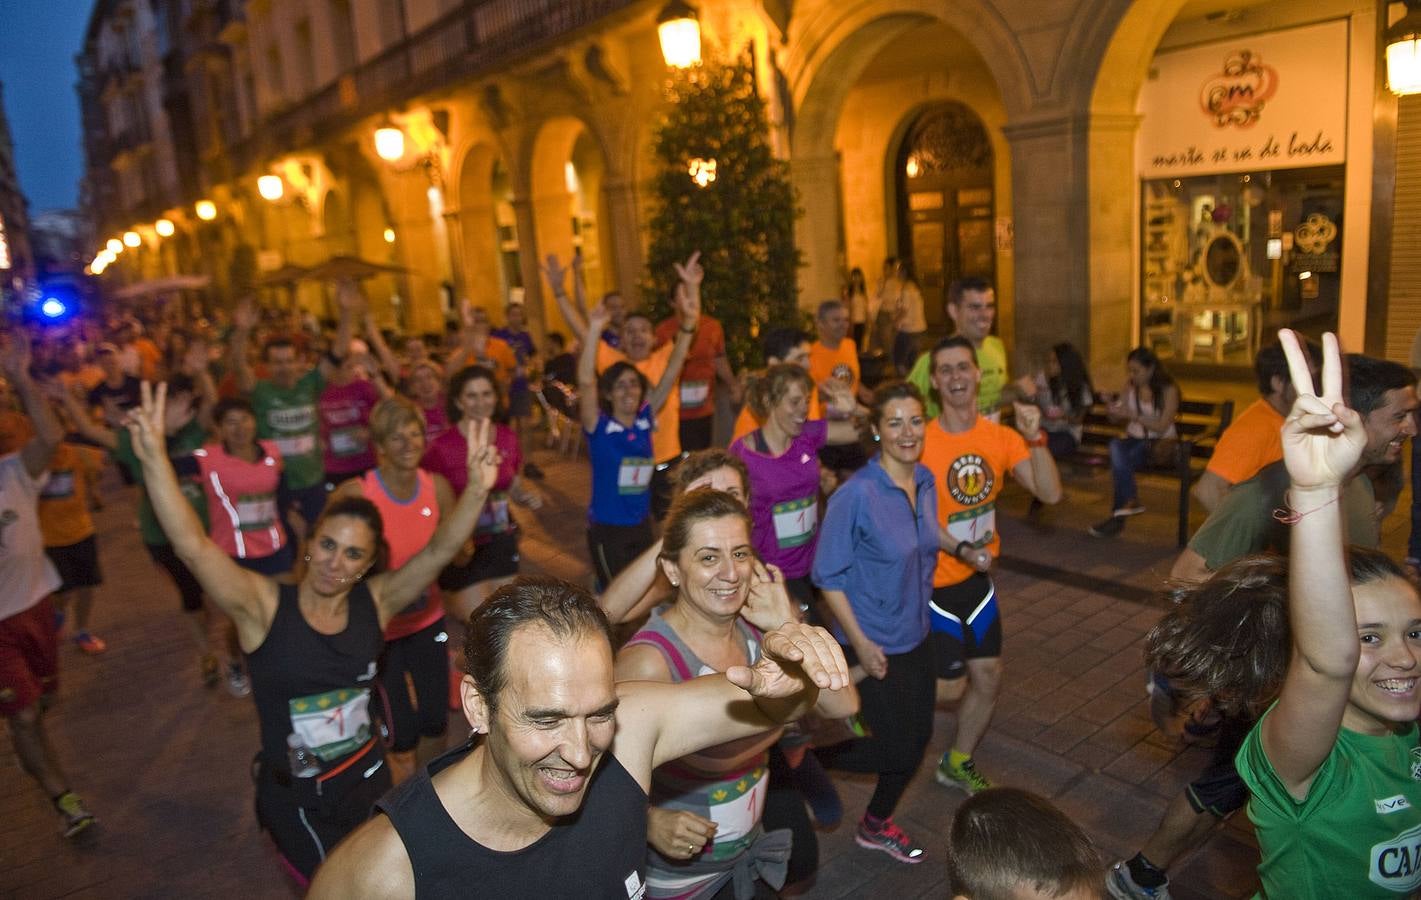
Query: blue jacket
812,456,936,654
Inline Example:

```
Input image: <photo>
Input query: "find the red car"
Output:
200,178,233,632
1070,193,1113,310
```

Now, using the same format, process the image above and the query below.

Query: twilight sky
0,0,94,214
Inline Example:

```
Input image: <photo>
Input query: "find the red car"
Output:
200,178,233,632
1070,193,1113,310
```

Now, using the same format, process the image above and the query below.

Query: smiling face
948,288,995,344
661,515,753,620
455,374,499,424
376,417,426,472
768,380,810,439
931,345,981,414
608,368,644,420
875,396,926,465
623,316,654,360
1344,575,1421,734
304,515,377,597
473,626,619,824
1360,385,1419,466
217,407,257,453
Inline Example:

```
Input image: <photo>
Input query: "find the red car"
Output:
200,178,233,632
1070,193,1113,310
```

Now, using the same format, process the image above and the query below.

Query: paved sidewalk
1,438,1410,898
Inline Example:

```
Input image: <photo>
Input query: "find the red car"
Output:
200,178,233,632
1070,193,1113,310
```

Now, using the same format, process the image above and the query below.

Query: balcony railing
228,0,640,169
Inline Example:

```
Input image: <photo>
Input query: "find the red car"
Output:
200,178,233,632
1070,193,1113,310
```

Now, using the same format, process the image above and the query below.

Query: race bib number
679,380,710,409
288,688,372,762
273,433,316,458
945,503,996,549
40,470,76,499
772,497,817,549
330,427,367,457
707,766,768,861
618,457,654,495
236,494,278,531
476,492,512,536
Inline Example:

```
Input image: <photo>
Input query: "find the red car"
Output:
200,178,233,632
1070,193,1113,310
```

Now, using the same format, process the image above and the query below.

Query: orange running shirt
39,442,105,547
920,416,1029,587
597,340,681,462
1204,398,1284,485
808,340,860,395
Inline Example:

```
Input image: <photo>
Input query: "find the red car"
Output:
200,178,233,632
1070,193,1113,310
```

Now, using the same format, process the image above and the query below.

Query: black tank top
247,581,384,770
377,739,650,899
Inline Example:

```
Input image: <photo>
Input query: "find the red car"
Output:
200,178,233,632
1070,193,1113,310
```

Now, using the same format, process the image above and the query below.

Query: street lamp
155,218,175,237
657,1,701,68
106,238,123,254
123,231,141,248
195,200,217,221
1388,1,1421,95
374,121,406,162
258,175,285,202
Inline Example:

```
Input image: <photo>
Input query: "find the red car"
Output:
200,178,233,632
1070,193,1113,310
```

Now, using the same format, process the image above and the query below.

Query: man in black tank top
308,576,851,899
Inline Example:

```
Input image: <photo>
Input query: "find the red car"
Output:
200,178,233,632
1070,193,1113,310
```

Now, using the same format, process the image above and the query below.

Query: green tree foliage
644,56,800,370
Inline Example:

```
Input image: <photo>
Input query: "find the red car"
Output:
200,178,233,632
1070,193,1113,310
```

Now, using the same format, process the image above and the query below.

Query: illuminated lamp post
258,175,285,202
1389,1,1421,95
374,120,406,162
657,1,701,69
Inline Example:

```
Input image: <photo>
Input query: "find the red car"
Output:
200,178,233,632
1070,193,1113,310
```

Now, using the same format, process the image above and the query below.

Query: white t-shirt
0,453,60,621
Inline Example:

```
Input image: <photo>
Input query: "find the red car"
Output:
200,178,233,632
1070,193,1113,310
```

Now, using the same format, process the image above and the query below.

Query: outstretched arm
1261,330,1368,801
126,382,275,650
646,253,703,414
1009,401,1062,504
320,279,361,379
2,332,63,478
368,419,499,625
577,306,609,433
544,254,589,342
598,537,669,624
230,298,258,394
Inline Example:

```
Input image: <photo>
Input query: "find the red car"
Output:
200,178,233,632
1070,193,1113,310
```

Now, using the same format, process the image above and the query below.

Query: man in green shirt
230,288,356,537
907,277,1007,420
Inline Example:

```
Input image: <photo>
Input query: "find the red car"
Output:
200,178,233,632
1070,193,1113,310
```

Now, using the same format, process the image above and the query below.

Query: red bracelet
1272,490,1340,525
1025,430,1048,448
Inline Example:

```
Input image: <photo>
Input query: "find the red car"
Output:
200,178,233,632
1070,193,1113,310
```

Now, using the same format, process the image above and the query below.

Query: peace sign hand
1279,329,1366,490
672,250,703,289
463,417,501,495
542,254,569,295
125,380,169,465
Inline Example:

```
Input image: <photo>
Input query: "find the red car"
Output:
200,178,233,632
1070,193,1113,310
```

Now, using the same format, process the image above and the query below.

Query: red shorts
0,596,58,716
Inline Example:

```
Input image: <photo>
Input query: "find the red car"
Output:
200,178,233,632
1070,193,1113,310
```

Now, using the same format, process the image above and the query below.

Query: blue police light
40,297,67,319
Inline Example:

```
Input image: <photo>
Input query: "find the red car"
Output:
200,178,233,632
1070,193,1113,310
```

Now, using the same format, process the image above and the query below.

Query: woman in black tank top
124,386,501,883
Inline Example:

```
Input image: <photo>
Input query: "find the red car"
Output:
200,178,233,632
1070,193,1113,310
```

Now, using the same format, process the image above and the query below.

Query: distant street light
258,175,285,202
374,122,406,162
123,231,141,248
155,218,175,237
106,238,123,254
195,200,217,221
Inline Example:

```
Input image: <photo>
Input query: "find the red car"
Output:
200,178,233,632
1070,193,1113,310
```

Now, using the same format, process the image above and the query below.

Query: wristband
1025,430,1047,448
955,540,972,560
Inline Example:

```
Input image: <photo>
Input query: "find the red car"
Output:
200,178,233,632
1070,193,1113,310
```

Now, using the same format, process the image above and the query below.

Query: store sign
1137,20,1348,176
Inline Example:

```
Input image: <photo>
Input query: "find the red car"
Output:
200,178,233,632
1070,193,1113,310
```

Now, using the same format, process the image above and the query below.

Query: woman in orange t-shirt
39,440,108,654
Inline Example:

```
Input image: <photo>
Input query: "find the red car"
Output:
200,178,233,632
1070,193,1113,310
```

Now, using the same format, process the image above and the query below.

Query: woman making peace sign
123,381,500,885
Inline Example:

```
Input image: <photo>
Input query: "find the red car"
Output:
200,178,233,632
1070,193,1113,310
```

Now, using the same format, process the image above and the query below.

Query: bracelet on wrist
955,540,972,559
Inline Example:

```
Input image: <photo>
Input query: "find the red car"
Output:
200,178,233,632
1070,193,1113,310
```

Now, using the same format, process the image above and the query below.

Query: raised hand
741,560,796,632
819,378,854,416
335,278,366,317
726,622,849,697
542,254,569,295
0,329,32,380
463,416,501,495
587,303,612,335
125,380,169,464
180,339,211,377
1279,329,1364,490
1012,399,1042,439
672,250,703,289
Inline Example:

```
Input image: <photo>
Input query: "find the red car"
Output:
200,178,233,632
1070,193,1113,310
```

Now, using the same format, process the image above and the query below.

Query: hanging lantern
657,1,701,69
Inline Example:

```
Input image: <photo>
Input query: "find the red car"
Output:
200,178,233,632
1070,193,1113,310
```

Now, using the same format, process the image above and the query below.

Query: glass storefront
1140,165,1343,367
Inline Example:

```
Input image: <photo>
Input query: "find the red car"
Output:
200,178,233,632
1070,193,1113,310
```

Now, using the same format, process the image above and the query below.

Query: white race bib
237,495,278,530
273,433,316,457
618,457,654,495
771,497,817,549
945,503,996,548
288,688,372,762
707,765,768,859
679,380,710,409
330,427,366,456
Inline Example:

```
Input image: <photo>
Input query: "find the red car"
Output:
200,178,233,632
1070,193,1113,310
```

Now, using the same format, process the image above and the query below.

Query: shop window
1140,165,1342,366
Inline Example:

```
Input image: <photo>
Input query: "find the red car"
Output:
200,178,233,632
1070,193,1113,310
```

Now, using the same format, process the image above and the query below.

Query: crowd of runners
2,251,1420,900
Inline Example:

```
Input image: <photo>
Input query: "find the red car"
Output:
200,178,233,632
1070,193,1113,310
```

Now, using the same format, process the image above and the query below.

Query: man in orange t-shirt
809,299,872,478
919,335,1061,795
446,305,519,388
39,441,108,655
1192,340,1311,513
653,312,736,452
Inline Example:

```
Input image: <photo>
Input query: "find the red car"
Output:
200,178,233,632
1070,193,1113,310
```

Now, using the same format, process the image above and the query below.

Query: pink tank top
194,440,285,560
360,468,443,640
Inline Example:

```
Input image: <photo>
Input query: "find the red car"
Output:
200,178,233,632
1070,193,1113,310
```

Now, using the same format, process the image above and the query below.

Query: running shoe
225,663,252,698
935,754,993,794
55,792,97,838
201,653,221,687
1088,515,1125,538
1106,860,1173,899
72,631,107,655
854,816,925,864
1113,502,1147,517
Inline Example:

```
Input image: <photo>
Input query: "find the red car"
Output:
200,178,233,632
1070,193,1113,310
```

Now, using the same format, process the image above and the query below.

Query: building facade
0,81,36,309
77,0,1415,377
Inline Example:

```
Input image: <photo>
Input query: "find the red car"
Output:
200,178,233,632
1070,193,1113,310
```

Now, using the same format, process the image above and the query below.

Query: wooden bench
1073,398,1234,547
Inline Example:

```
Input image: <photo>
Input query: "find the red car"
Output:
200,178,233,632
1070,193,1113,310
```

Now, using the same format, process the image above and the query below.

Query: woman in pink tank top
330,396,456,782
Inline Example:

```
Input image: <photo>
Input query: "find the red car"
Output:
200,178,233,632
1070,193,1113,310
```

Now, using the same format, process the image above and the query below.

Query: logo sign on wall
1137,19,1348,177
